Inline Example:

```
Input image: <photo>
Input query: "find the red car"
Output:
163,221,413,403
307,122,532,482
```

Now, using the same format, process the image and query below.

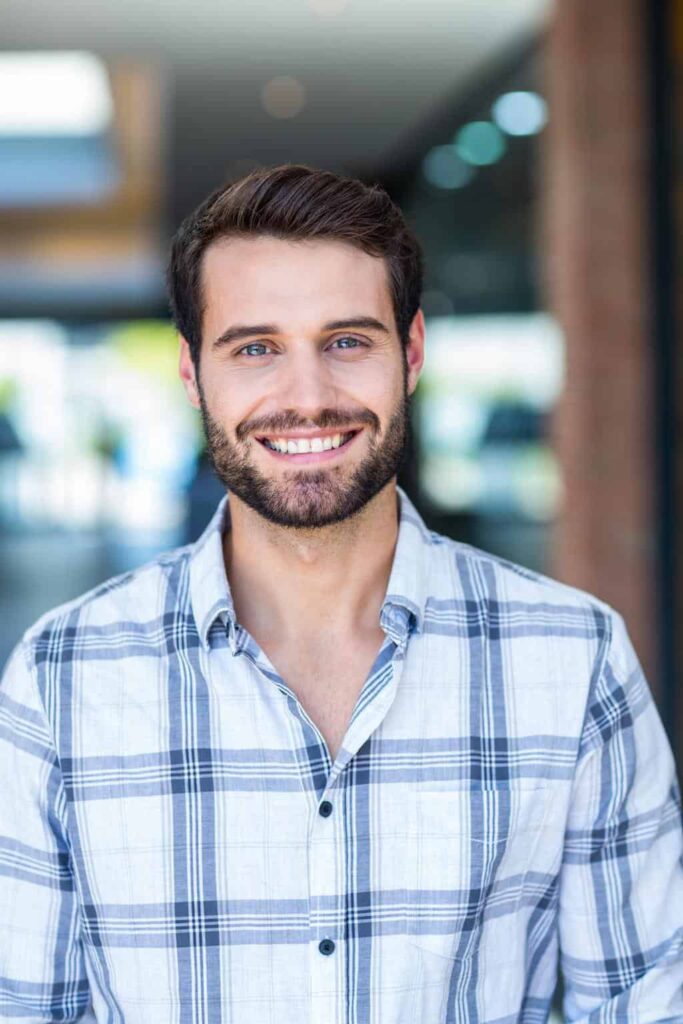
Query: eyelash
235,336,367,358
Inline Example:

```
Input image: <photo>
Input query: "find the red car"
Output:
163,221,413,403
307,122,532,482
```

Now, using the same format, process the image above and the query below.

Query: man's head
170,164,426,530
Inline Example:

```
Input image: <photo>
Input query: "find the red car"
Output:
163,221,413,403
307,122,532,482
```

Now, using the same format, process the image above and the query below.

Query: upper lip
255,427,361,441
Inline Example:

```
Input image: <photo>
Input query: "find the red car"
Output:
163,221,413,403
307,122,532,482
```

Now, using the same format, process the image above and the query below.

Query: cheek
341,360,401,403
201,375,251,421
371,371,405,411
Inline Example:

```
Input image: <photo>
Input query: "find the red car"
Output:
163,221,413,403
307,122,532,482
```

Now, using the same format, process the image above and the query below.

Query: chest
63,638,566,1015
260,629,386,760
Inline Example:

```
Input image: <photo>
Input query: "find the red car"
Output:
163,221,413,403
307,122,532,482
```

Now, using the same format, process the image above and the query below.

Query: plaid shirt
1,485,682,1023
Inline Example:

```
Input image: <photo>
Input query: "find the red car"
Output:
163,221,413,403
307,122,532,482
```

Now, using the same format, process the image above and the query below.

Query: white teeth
262,431,355,454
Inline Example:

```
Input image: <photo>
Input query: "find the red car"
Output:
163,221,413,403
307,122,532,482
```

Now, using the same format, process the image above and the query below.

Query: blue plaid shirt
1,485,682,1023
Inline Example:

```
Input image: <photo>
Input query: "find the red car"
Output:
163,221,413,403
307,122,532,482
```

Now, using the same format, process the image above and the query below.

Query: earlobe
406,308,426,394
186,378,201,410
178,336,201,410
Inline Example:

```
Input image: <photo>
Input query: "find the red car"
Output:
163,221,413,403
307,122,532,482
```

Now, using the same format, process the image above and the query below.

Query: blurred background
2,2,681,1014
0,1,680,775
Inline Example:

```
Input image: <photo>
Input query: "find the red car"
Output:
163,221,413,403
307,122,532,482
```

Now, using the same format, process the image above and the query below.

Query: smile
256,429,361,464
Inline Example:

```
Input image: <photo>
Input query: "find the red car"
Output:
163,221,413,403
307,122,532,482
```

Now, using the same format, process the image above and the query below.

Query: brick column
541,0,658,687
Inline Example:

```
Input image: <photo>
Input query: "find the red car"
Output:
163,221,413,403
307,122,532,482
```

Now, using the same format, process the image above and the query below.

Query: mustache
235,408,380,442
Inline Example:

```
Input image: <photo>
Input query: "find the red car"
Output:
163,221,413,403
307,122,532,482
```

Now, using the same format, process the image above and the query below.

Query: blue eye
333,336,363,349
239,343,270,357
236,336,365,358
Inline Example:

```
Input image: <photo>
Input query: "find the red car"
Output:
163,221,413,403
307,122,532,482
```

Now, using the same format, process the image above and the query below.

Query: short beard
196,368,412,530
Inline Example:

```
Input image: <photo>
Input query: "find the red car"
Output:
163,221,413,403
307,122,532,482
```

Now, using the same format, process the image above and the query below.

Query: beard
196,371,412,530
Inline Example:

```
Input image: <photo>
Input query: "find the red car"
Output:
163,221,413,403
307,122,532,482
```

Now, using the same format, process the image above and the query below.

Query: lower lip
257,430,361,464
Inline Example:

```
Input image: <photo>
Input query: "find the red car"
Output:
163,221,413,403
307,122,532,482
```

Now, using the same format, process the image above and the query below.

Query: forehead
200,235,393,329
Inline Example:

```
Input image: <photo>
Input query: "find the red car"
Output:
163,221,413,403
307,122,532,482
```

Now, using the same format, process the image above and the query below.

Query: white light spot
0,52,112,136
492,91,548,137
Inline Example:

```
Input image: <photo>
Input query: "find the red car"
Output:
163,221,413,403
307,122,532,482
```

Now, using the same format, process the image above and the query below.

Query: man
0,164,681,1023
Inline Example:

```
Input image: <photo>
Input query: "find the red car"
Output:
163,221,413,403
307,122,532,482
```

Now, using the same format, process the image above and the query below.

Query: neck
222,482,400,640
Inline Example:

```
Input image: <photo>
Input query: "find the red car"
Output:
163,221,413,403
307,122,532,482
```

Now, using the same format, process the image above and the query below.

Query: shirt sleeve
559,609,683,1022
0,638,91,1022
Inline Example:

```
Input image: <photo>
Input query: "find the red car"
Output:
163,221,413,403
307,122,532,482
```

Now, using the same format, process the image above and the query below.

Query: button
318,938,335,956
318,800,333,818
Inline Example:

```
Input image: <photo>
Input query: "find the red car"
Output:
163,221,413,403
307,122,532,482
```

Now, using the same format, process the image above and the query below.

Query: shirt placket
309,786,344,1024
306,629,410,1024
230,613,411,1024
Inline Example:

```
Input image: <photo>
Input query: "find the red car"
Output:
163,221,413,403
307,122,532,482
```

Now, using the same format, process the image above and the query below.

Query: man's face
179,236,425,529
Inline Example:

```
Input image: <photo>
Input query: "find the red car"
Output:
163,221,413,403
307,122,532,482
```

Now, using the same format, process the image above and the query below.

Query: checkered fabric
1,485,682,1022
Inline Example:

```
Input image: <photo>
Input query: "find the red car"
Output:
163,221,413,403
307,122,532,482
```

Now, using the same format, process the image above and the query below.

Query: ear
179,336,201,410
405,309,426,396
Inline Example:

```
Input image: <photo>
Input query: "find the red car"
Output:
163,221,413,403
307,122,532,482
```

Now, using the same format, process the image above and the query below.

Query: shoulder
424,527,616,637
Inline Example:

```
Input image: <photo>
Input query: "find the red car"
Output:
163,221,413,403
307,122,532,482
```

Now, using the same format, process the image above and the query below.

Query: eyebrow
212,316,390,350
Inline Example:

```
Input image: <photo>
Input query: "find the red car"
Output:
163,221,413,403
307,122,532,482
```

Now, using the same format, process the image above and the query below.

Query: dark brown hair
167,163,424,368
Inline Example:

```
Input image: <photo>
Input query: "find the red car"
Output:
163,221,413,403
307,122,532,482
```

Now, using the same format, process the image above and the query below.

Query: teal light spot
422,145,475,190
454,121,506,166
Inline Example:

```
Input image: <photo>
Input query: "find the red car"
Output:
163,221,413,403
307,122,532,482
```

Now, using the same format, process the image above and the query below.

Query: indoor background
3,2,683,1017
0,0,680,930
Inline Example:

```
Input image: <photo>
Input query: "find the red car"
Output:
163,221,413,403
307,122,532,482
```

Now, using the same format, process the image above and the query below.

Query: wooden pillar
541,0,658,688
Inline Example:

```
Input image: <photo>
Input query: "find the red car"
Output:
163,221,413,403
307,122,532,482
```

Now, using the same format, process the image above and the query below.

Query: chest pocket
408,780,552,963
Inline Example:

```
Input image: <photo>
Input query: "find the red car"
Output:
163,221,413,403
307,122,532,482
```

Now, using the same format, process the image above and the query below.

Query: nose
278,344,339,420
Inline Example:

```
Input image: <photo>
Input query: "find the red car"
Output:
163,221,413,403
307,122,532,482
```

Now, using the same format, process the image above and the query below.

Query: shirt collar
189,483,432,652
189,493,235,651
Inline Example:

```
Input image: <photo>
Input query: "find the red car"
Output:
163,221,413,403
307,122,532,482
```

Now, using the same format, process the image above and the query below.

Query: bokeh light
261,76,307,119
454,121,506,166
0,52,112,136
492,91,548,136
422,145,475,189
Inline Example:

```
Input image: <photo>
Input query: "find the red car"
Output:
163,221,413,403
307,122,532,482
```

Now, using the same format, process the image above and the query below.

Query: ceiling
3,0,551,181
0,0,551,315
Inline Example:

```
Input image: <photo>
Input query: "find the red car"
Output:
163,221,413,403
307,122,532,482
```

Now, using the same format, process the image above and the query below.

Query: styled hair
167,163,423,367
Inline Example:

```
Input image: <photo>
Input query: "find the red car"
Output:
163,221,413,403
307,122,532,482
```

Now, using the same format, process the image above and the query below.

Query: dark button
319,800,333,818
318,938,335,956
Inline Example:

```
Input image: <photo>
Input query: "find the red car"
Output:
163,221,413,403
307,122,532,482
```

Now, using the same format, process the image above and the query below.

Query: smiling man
177,227,422,764
1,165,682,1023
